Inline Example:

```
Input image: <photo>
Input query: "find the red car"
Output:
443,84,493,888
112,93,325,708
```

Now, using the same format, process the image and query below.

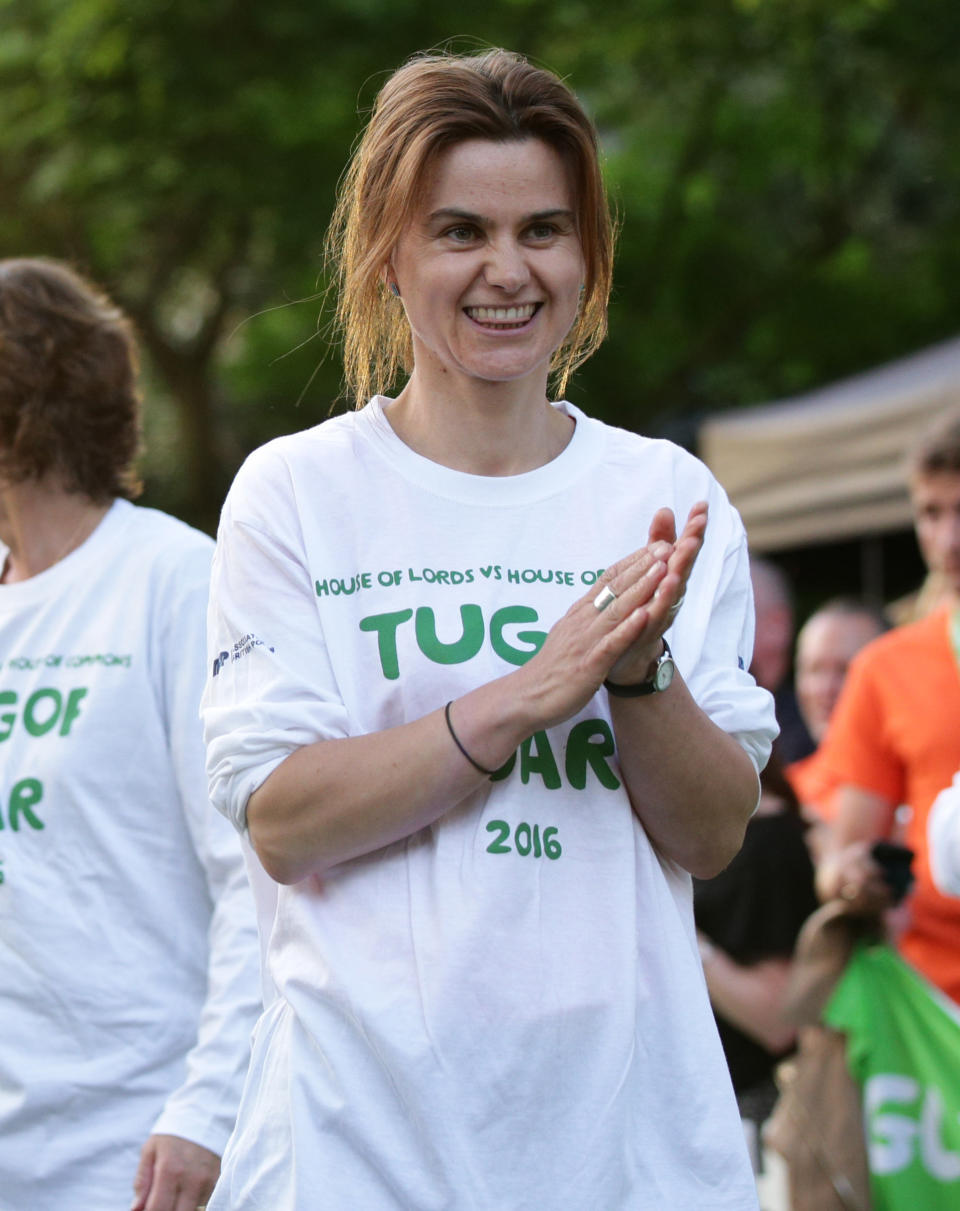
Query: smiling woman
386,137,585,464
326,48,614,414
201,47,778,1211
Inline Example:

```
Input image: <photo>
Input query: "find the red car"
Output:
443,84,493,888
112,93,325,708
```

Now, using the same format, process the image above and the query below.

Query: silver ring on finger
667,593,686,617
593,584,617,612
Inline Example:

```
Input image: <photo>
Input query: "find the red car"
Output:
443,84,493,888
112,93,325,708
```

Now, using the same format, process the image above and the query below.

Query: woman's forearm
247,672,537,883
610,672,760,879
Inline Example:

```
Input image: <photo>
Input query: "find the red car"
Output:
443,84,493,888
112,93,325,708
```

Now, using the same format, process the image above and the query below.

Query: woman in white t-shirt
0,259,261,1211
203,47,777,1210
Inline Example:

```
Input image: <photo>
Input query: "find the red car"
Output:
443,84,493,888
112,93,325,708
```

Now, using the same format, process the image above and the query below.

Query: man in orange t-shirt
817,411,960,1003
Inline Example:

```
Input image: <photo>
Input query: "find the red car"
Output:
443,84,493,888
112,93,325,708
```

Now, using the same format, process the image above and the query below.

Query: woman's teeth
466,304,537,323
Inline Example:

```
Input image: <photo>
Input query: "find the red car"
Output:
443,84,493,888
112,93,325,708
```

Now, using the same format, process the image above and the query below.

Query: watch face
655,658,675,692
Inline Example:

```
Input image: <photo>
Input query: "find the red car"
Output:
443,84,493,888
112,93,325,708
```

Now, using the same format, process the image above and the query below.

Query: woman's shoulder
241,409,363,475
226,410,368,507
590,418,745,560
110,499,214,562
571,407,728,497
93,502,214,608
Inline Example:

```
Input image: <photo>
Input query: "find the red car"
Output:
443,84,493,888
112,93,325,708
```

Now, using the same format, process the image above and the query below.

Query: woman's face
389,137,585,392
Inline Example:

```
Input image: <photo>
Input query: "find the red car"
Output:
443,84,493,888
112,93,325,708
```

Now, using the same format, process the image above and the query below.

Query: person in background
750,555,815,765
695,757,819,1170
0,258,261,1211
816,409,960,1004
201,47,777,1210
887,568,951,626
786,598,889,841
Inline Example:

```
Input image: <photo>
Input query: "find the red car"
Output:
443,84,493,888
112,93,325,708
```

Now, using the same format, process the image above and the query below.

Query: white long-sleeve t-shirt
0,500,261,1211
203,399,777,1210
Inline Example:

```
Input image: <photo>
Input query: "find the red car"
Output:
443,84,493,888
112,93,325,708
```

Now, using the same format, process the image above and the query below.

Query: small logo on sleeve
212,633,274,677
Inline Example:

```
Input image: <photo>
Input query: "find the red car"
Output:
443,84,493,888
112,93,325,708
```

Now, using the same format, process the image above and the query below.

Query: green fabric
824,943,960,1209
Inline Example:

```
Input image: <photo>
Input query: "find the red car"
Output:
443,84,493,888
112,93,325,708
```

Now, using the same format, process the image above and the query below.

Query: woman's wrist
605,637,667,690
447,672,541,774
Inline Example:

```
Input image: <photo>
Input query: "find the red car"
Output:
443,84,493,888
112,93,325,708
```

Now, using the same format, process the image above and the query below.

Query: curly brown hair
325,48,617,407
0,258,142,501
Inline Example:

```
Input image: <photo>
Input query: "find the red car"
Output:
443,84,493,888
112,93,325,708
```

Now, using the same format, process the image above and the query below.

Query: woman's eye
527,223,557,240
446,225,477,243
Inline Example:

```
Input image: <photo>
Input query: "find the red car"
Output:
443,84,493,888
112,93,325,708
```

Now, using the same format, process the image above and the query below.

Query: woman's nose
483,241,530,292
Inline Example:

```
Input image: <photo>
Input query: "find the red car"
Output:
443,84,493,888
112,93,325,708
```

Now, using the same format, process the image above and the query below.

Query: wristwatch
604,639,675,697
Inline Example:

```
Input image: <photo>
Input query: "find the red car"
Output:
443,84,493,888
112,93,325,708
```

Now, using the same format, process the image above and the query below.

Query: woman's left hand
603,501,707,686
594,497,759,879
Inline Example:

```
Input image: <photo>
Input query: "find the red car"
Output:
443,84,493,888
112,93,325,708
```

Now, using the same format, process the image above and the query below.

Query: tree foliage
1,0,957,531
561,0,960,433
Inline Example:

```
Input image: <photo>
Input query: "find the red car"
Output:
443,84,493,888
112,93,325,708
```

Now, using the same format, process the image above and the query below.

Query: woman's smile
464,302,541,329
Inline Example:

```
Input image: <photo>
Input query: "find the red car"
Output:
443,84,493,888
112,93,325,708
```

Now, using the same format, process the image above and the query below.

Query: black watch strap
604,639,673,697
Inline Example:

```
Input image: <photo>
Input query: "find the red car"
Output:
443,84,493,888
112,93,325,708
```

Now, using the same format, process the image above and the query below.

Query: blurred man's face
911,471,960,596
795,611,884,744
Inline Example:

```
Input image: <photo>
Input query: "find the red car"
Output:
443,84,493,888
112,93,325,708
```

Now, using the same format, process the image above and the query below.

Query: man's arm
698,940,797,1054
815,784,896,910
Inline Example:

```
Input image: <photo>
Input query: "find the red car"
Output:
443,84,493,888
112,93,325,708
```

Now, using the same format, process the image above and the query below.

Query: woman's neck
385,370,574,476
0,478,110,584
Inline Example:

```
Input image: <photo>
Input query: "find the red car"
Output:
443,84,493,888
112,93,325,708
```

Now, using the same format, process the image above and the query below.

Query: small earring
389,281,401,298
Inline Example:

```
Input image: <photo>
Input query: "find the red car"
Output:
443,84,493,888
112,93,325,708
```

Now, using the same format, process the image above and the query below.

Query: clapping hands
522,502,707,729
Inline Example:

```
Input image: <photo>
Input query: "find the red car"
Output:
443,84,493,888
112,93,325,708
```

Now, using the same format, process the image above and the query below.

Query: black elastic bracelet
444,700,498,776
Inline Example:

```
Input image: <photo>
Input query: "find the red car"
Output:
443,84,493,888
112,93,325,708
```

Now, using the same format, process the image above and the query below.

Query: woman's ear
381,265,401,298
